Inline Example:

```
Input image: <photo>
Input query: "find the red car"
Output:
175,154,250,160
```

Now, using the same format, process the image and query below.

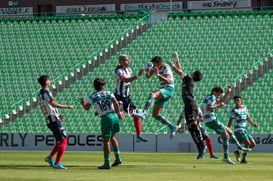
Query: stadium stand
0,10,272,134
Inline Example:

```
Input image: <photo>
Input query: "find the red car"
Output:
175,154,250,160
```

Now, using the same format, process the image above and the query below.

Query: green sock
113,146,121,161
143,96,154,112
223,137,229,159
155,115,173,128
242,147,248,161
104,153,110,166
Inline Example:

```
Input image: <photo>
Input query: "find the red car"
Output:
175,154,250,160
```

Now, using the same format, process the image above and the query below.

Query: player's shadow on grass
0,164,49,169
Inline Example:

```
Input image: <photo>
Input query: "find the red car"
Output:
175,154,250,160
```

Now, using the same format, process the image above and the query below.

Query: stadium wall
0,0,272,14
1,133,273,152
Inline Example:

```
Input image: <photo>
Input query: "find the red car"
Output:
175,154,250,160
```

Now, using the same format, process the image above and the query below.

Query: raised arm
168,51,184,76
219,85,233,103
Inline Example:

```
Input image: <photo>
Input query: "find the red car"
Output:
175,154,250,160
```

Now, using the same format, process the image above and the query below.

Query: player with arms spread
133,56,178,139
38,75,73,169
80,78,123,169
202,86,251,165
113,54,148,142
168,51,205,159
228,95,257,164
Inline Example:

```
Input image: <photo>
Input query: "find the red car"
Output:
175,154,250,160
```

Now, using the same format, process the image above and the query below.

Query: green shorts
101,112,120,139
205,118,226,135
234,130,253,143
154,86,174,107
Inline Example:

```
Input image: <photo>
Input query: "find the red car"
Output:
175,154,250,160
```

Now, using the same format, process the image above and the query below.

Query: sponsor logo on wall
120,2,183,11
0,7,33,15
188,0,251,9
56,4,116,13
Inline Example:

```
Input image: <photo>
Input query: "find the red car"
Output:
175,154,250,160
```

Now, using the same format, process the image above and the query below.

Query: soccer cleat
136,135,149,142
170,126,178,139
53,162,67,169
98,164,110,169
44,156,54,167
111,159,122,167
210,154,219,159
234,151,241,162
240,159,248,164
223,158,235,165
132,111,147,119
197,152,204,160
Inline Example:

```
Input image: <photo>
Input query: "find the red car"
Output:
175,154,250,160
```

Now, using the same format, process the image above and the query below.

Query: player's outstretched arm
168,51,183,76
50,101,73,109
79,98,91,110
120,68,144,83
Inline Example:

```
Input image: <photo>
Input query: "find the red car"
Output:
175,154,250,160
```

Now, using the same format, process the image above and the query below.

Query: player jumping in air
228,95,257,164
80,78,123,169
202,86,251,165
168,51,206,159
38,75,73,169
177,107,218,159
113,54,148,142
133,56,178,139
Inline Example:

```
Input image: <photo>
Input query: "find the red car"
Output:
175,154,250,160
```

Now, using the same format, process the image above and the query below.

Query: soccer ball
144,62,153,70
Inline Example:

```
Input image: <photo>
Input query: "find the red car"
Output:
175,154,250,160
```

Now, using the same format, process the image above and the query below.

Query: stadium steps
0,14,150,127
1,11,272,134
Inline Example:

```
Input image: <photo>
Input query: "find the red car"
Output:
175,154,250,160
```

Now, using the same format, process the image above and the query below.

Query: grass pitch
0,151,272,181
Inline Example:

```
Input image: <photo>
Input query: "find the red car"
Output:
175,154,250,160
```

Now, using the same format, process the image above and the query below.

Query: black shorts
46,115,67,141
183,96,198,123
199,125,209,140
114,94,136,113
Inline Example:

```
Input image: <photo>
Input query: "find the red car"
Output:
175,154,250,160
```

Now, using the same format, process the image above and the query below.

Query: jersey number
97,100,111,112
40,105,48,115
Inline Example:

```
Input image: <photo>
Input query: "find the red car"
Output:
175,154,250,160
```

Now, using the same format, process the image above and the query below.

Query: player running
228,95,257,164
38,75,73,169
133,56,178,139
202,86,251,165
168,51,205,159
80,78,123,169
113,54,148,142
177,107,218,159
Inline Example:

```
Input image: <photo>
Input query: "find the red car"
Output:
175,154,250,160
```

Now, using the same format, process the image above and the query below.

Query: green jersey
158,64,174,88
230,105,249,132
87,90,116,116
202,94,217,123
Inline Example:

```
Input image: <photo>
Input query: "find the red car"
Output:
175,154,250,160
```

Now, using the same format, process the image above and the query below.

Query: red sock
50,141,60,158
55,137,67,163
132,115,141,136
204,137,213,155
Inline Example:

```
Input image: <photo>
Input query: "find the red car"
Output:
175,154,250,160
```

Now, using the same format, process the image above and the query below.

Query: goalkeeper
168,51,206,159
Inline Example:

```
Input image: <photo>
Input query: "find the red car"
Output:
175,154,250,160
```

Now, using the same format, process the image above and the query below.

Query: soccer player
167,52,205,159
133,56,178,139
228,95,257,164
202,86,251,165
113,54,148,142
177,107,218,159
80,78,123,169
38,75,73,169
